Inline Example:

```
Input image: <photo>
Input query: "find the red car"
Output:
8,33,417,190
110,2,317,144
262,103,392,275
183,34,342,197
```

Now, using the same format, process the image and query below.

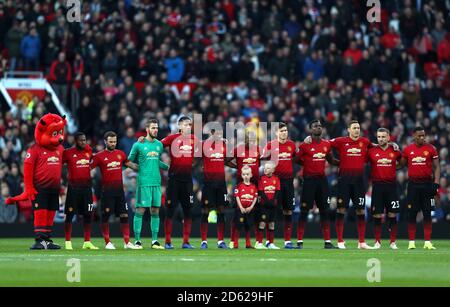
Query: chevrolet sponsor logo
279,152,291,158
76,159,90,165
210,153,224,159
347,148,361,154
243,158,256,164
264,185,276,191
107,161,121,168
47,156,59,163
412,156,426,163
312,153,326,159
241,194,254,200
179,145,192,151
147,151,159,157
377,158,392,164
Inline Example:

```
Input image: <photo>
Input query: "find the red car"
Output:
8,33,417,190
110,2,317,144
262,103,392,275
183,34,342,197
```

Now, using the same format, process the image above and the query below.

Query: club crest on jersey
117,154,121,159
323,147,328,152
423,151,429,156
359,142,363,147
389,153,394,158
287,146,292,152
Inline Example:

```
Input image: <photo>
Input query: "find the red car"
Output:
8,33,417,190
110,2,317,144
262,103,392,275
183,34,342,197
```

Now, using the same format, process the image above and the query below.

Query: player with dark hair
261,122,298,249
200,126,236,249
63,132,98,250
128,119,168,249
398,127,441,250
367,128,402,249
161,116,200,249
91,131,139,249
296,120,339,249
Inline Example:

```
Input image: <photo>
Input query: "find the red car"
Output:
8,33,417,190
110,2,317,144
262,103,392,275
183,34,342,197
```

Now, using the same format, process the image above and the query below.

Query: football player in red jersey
161,116,200,249
261,123,298,249
200,126,236,249
296,120,339,249
62,132,98,250
328,120,375,249
91,131,139,249
367,128,402,249
398,127,440,250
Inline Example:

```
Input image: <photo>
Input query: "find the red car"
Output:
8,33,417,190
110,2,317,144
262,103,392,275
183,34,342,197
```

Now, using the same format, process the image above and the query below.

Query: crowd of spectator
0,0,449,225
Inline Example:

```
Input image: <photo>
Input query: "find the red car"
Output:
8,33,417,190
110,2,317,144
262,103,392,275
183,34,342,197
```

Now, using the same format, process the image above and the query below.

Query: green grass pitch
1,238,450,286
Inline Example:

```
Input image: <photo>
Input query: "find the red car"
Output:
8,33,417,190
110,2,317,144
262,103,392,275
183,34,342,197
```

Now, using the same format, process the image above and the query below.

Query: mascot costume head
6,113,66,249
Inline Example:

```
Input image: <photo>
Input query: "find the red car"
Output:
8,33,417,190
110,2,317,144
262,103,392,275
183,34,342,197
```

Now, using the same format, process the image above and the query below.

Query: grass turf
0,238,449,286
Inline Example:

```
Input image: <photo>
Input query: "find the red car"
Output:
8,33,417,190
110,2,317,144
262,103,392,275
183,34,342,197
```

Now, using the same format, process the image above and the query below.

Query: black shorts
336,176,366,210
101,191,128,216
233,208,253,229
407,182,436,212
301,177,330,211
201,181,228,208
279,178,295,211
259,204,276,223
371,183,400,215
166,177,194,209
65,186,93,215
33,189,59,211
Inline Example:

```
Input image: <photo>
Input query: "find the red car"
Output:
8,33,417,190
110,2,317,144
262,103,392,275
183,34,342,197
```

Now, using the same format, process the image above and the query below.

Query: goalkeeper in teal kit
128,119,169,249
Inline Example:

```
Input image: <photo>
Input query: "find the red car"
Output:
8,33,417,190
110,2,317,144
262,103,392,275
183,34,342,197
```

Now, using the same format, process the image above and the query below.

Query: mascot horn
6,113,67,250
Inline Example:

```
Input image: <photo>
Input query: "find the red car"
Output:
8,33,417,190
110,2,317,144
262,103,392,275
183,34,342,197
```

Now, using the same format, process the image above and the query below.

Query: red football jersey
234,144,261,181
367,146,401,183
91,149,128,192
402,143,439,183
234,182,258,208
161,133,199,181
262,140,296,179
24,144,64,191
298,139,331,177
202,139,226,182
63,147,93,188
330,136,372,177
258,174,281,204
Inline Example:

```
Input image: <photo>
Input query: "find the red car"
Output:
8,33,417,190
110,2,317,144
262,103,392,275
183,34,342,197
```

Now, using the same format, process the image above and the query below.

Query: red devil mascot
6,113,67,249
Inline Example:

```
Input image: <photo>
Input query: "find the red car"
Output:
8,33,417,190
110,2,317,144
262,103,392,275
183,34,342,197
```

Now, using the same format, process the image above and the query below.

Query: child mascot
6,113,67,249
